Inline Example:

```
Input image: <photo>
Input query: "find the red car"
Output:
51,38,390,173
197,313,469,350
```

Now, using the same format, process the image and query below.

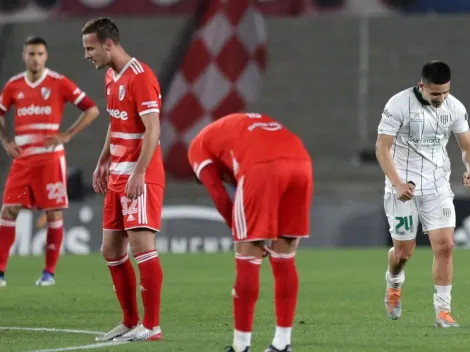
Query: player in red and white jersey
188,113,313,352
82,17,164,343
0,36,99,288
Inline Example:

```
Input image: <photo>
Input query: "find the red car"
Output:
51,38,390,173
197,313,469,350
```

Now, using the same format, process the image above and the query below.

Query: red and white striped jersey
105,58,165,192
0,68,88,165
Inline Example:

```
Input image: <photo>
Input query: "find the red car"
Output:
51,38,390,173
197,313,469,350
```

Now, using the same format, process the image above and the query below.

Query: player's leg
113,184,164,342
34,210,63,286
419,193,458,327
264,159,312,352
0,162,33,286
96,190,139,342
227,167,278,352
0,205,22,286
32,156,68,286
383,192,419,320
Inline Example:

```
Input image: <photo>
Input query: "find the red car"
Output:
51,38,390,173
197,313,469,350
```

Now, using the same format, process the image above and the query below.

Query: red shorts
232,159,313,242
2,156,68,210
103,184,164,232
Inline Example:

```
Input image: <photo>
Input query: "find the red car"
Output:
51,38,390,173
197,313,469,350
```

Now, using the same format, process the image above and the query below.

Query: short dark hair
421,61,451,85
82,17,120,44
24,36,47,48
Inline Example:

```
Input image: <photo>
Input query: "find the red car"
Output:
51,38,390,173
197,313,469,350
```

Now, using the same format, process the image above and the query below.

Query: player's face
421,82,450,108
82,33,111,69
23,44,47,74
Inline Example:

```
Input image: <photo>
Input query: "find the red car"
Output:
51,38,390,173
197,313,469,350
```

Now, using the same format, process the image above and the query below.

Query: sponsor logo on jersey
107,107,128,120
142,101,158,108
17,104,52,116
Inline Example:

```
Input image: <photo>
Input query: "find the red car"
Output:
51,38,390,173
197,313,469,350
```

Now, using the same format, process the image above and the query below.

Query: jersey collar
113,58,136,82
24,68,49,88
413,86,430,106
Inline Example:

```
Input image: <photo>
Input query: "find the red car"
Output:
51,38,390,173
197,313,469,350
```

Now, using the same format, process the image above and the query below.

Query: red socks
233,255,262,332
106,250,163,330
106,253,139,328
44,219,64,274
135,250,163,330
0,218,16,273
269,252,299,328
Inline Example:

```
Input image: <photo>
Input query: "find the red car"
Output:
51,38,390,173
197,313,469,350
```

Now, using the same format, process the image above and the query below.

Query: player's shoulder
129,59,158,80
383,87,415,114
46,69,65,80
387,87,414,105
5,71,26,87
445,93,466,113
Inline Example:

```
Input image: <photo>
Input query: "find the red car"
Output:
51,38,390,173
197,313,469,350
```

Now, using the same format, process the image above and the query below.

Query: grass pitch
1,248,470,351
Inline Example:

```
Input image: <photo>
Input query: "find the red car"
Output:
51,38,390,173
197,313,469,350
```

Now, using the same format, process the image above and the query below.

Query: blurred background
2,0,470,256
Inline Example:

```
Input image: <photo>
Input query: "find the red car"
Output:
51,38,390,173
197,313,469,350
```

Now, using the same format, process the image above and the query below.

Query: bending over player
377,61,470,327
82,17,165,342
188,112,313,352
0,36,99,287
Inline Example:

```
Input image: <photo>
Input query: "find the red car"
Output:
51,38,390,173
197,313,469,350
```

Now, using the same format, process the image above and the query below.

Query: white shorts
384,192,455,241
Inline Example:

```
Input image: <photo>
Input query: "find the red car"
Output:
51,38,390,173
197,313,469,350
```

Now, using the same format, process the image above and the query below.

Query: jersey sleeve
377,98,404,136
0,82,14,116
452,102,469,134
188,135,213,181
60,76,86,105
130,71,161,118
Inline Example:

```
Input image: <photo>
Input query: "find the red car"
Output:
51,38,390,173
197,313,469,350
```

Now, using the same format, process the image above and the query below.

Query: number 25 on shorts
395,215,414,235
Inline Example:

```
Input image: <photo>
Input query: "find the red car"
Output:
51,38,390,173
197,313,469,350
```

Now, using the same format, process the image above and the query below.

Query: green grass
2,248,470,351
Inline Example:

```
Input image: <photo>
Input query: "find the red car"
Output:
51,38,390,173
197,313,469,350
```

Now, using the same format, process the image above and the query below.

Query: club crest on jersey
119,85,126,101
439,113,450,127
41,87,51,100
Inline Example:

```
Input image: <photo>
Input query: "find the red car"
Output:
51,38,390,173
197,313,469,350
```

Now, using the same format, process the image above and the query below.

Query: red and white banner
160,0,267,179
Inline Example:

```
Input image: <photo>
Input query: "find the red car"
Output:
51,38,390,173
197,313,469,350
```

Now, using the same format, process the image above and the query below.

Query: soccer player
0,36,99,287
188,112,313,352
82,17,164,342
376,61,470,327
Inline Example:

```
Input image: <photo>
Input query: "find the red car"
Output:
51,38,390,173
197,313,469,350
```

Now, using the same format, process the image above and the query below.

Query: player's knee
433,240,454,257
271,237,299,254
45,210,63,221
128,229,156,255
100,245,122,260
235,240,265,257
394,248,412,265
1,206,21,220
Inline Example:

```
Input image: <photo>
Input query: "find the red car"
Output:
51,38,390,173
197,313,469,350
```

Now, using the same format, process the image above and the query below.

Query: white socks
233,330,251,351
233,327,292,351
386,269,405,289
434,285,452,312
272,326,292,350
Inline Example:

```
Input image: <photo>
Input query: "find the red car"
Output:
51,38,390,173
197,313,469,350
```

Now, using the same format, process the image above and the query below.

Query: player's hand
126,172,145,199
42,133,71,148
463,171,470,190
1,139,21,158
395,182,415,202
93,162,109,194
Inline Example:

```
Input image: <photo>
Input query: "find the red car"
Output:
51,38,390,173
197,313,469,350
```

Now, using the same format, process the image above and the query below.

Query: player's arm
452,106,470,171
93,123,111,194
198,164,233,227
376,101,414,200
132,72,161,176
98,123,112,165
0,82,20,157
